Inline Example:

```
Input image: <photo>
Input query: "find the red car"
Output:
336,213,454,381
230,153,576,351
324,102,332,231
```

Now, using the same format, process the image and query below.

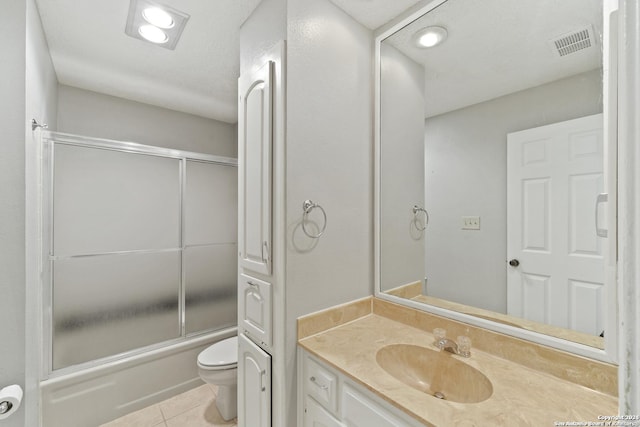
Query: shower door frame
40,131,238,379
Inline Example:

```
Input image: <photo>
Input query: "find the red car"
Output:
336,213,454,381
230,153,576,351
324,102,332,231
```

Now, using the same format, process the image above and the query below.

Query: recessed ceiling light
142,7,174,29
125,0,190,50
138,24,168,44
413,26,448,48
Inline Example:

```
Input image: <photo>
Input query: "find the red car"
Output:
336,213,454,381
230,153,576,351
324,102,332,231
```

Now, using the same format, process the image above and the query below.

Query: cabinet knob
509,259,520,267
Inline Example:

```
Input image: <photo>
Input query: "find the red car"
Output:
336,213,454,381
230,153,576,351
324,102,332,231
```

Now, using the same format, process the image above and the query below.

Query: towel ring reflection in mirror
413,205,429,231
302,200,327,238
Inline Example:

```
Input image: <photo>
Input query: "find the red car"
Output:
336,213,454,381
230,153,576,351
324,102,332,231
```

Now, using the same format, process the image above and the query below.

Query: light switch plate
462,216,480,230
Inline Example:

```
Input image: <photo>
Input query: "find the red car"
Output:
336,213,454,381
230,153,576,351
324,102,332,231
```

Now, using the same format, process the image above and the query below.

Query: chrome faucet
437,338,470,357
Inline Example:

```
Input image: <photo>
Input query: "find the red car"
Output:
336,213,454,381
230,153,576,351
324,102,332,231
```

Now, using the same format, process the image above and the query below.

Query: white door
507,114,605,335
238,334,271,427
238,60,273,276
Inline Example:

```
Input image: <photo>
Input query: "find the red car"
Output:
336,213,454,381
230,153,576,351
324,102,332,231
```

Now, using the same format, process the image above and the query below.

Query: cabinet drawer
239,274,272,348
304,356,338,415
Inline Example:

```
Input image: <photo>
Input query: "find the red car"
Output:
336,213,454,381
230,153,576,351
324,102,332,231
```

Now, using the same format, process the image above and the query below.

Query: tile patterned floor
99,384,237,427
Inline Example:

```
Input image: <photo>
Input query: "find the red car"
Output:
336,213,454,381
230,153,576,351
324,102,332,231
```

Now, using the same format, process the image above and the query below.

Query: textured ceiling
36,0,262,123
37,0,602,123
327,0,424,29
381,0,602,117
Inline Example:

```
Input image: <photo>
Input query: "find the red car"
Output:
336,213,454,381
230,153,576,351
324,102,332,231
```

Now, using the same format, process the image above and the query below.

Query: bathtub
40,327,236,427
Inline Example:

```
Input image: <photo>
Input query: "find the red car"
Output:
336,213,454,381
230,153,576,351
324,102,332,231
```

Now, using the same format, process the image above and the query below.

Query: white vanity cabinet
299,350,424,427
238,59,273,276
239,334,271,427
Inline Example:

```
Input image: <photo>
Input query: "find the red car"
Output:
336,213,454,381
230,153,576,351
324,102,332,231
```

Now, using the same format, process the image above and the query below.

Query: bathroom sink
375,344,493,403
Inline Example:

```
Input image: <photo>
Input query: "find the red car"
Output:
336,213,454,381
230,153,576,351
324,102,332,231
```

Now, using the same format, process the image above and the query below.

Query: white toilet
197,336,238,420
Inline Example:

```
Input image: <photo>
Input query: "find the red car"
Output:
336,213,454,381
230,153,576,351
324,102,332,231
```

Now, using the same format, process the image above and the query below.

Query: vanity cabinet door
238,334,271,427
239,273,272,348
238,60,273,276
341,385,408,427
304,396,344,427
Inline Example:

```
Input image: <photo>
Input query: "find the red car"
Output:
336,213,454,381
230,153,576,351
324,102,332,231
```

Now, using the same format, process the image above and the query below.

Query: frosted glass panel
53,144,180,255
185,244,237,334
52,251,181,369
185,161,238,245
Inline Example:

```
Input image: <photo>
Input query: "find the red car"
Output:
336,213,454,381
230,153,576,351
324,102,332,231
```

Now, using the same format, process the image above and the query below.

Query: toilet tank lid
198,336,238,367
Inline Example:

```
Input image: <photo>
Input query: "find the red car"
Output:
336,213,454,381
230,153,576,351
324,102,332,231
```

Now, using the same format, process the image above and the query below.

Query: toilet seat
198,336,238,370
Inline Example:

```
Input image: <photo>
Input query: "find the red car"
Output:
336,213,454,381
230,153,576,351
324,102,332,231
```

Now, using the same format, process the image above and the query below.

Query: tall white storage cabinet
238,55,277,427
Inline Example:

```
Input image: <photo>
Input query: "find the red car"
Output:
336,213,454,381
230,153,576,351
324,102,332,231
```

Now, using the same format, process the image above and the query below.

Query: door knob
509,259,520,267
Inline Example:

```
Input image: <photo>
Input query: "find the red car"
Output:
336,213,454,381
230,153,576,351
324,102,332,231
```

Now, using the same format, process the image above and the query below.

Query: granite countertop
299,313,618,427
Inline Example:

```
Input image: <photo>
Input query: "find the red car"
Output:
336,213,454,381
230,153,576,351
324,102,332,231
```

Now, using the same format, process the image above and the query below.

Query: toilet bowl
197,336,238,421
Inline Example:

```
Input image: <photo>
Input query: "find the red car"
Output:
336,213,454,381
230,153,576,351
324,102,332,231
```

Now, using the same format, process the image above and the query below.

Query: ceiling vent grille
550,26,595,57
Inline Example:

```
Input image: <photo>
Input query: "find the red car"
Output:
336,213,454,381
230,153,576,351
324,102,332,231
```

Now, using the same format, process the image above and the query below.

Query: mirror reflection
379,0,607,349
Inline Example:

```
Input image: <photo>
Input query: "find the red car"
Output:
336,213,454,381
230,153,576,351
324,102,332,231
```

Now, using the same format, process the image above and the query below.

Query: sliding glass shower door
44,133,237,374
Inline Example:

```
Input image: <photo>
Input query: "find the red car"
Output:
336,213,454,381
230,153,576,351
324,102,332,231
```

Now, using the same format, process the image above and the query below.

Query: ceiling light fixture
142,7,175,29
138,24,168,44
413,26,448,48
125,0,190,50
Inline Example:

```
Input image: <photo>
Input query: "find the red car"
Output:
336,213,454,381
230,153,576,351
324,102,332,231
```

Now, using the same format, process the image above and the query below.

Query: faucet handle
457,335,472,357
433,328,446,349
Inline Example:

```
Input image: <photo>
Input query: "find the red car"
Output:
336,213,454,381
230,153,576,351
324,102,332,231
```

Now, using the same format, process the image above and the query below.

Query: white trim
603,0,620,364
26,127,46,427
41,130,238,165
269,40,288,427
373,0,617,364
617,0,640,413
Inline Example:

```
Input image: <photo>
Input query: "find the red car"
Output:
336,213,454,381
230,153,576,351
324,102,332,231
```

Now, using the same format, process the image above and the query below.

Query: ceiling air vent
549,26,596,57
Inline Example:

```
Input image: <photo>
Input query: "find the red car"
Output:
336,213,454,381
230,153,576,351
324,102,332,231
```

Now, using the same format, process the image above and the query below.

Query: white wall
379,42,426,291
0,1,27,426
239,0,286,75
25,0,59,425
0,0,54,424
57,85,236,157
424,69,602,313
285,0,373,425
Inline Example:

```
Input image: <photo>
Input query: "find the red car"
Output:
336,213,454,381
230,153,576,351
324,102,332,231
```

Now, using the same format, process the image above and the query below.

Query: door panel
239,274,272,348
238,61,273,276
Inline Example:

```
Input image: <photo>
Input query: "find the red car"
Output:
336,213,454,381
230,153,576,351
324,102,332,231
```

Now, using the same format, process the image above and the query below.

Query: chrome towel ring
302,200,327,238
412,205,429,231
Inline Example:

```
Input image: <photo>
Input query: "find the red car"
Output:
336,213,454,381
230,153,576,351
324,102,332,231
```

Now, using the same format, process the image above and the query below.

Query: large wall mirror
375,0,618,362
